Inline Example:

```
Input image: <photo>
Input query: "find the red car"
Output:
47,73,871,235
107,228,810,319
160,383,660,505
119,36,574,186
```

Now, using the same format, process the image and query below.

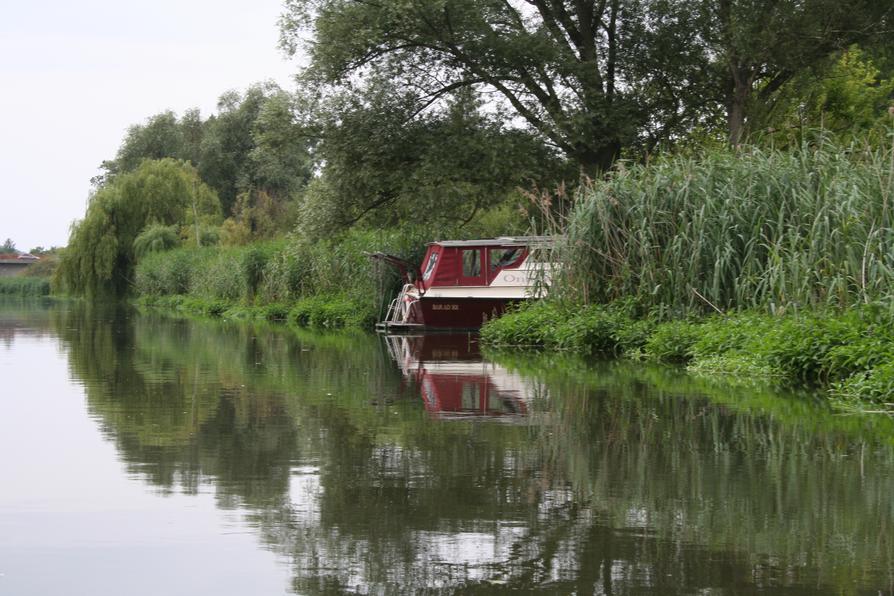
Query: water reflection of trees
0,299,55,347
28,303,894,593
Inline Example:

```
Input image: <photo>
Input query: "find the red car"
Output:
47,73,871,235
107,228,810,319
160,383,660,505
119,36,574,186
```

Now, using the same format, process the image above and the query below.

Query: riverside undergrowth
133,229,431,328
495,136,894,407
0,277,51,297
549,134,894,315
481,300,894,406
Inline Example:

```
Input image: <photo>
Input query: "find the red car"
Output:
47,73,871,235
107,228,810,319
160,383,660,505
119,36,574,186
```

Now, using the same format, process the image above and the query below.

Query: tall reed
554,133,894,315
0,276,51,297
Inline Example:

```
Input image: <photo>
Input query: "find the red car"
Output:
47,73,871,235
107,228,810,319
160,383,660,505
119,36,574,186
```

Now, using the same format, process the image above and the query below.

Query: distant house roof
0,253,39,262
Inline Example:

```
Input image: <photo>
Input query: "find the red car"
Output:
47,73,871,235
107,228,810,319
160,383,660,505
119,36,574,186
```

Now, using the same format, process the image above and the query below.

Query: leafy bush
241,245,272,300
831,361,894,404
644,321,703,363
759,315,864,382
691,313,777,358
287,295,372,328
262,303,290,321
133,224,180,259
482,300,656,356
552,307,623,354
553,304,656,355
480,301,564,347
820,307,894,380
0,277,51,297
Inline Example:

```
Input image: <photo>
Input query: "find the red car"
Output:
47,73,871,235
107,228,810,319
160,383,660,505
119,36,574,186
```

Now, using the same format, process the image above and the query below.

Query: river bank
136,293,372,328
481,300,894,408
127,139,894,408
130,228,430,328
135,286,894,411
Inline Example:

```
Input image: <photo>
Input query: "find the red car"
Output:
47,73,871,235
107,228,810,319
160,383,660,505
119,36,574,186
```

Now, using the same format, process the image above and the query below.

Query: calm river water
1,300,893,595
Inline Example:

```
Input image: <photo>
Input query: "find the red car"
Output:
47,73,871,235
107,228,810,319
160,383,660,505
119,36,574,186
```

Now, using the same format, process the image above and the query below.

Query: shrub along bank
481,301,894,406
0,276,51,297
483,137,894,407
134,229,431,328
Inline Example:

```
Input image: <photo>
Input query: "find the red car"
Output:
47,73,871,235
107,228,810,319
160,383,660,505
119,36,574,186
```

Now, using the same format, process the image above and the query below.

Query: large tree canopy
281,0,892,169
97,84,313,217
692,0,893,144
296,83,569,237
58,159,221,297
282,0,651,173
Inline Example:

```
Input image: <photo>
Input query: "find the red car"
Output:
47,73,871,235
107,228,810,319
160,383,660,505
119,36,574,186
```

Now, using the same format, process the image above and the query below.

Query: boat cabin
417,239,532,290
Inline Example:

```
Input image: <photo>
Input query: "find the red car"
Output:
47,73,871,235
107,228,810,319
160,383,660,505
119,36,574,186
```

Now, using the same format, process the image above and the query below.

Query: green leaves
295,80,564,237
99,85,313,220
133,224,180,260
283,0,644,172
558,139,894,314
57,159,221,297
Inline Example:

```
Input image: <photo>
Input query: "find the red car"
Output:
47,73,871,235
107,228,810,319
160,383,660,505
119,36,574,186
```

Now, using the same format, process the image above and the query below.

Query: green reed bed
486,136,894,406
0,276,51,297
134,228,430,328
137,294,373,329
554,135,894,314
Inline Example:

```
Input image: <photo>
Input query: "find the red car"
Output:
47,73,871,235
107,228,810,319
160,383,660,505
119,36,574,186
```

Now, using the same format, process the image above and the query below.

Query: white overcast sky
0,0,302,251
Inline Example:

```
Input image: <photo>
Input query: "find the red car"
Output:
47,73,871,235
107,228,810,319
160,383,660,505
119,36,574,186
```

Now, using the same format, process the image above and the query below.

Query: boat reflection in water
384,333,542,420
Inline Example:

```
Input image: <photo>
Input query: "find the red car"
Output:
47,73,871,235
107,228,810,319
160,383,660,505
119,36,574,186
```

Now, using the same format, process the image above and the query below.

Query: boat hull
414,297,518,329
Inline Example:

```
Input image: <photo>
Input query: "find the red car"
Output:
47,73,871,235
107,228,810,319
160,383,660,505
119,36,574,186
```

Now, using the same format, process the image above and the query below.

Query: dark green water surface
2,301,893,595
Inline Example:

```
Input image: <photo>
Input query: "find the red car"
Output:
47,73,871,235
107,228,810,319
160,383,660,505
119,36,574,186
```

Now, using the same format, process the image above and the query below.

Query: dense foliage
0,277,51,297
98,85,313,218
482,300,894,404
282,0,891,168
551,137,894,314
296,87,568,239
57,159,221,297
133,228,434,325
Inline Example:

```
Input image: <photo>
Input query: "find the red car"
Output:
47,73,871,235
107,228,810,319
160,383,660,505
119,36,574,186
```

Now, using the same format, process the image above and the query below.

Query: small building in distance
0,253,40,277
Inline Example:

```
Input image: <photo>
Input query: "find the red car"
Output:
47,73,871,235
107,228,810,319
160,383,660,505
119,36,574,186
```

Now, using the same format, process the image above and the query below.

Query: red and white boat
371,236,554,331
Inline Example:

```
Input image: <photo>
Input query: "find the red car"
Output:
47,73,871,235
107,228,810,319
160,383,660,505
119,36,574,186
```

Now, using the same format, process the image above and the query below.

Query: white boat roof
428,236,555,248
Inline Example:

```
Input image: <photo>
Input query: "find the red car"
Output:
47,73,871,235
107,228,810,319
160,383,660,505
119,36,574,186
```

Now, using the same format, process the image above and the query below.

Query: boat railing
377,283,420,331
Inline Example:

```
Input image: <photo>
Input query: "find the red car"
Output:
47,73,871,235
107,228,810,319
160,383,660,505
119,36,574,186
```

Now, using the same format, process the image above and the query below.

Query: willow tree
58,159,221,297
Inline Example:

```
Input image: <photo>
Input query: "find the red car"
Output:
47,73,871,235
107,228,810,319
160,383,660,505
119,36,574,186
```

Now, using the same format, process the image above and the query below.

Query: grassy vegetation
0,276,51,297
137,294,373,329
550,136,894,315
482,137,894,406
133,228,433,328
482,300,894,406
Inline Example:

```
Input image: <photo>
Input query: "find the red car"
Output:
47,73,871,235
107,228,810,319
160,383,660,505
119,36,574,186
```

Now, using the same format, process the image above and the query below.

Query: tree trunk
727,66,753,146
577,140,621,178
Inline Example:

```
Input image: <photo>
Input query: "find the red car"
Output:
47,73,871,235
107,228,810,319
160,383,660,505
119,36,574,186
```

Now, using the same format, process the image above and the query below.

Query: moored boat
370,236,554,331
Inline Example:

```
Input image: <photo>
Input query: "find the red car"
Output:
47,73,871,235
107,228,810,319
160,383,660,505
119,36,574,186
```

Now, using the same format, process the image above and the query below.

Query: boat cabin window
462,249,481,277
422,252,438,281
489,247,523,272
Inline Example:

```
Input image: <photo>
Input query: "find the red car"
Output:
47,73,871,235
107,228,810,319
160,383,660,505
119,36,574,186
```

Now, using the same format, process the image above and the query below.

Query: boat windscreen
422,252,438,281
490,248,523,271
